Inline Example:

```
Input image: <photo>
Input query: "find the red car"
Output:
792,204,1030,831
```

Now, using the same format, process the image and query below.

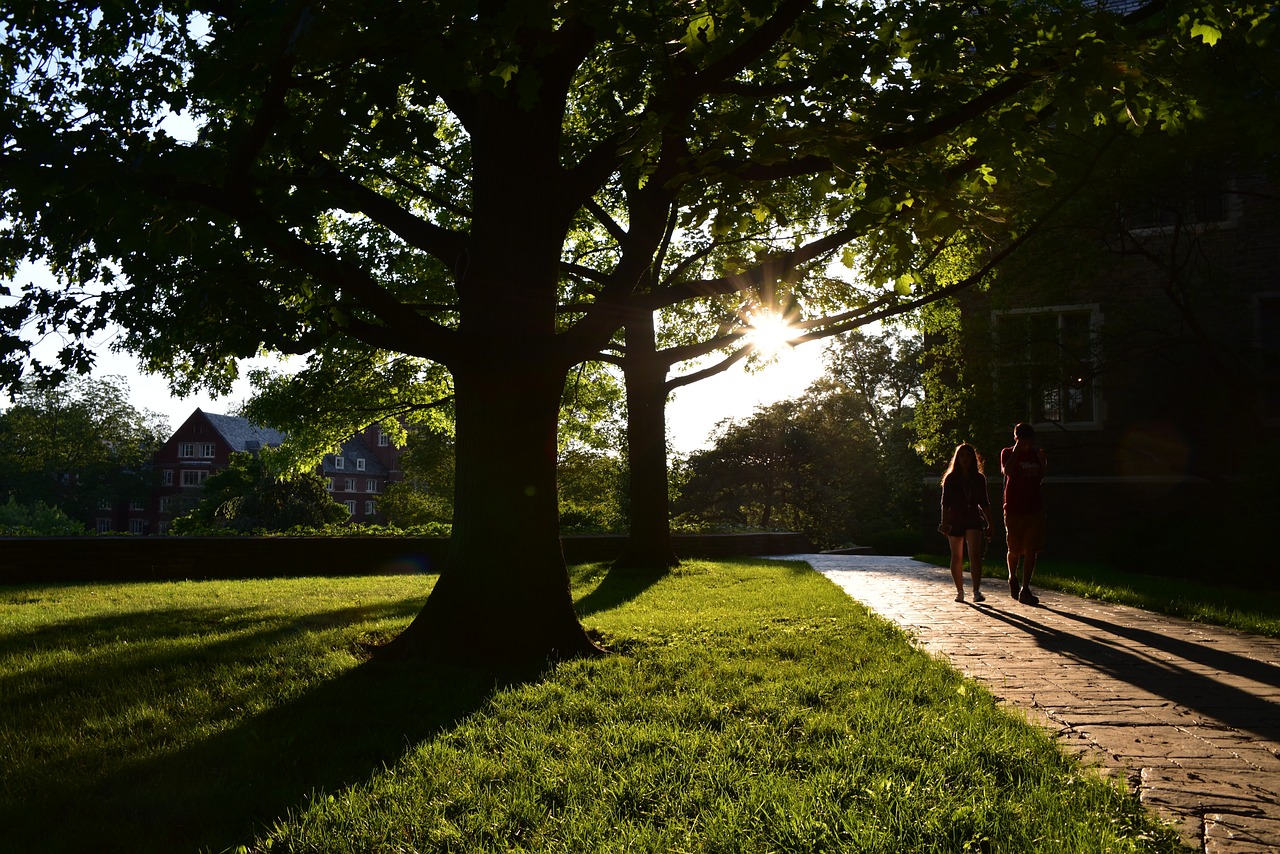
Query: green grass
0,561,1188,853
914,553,1280,638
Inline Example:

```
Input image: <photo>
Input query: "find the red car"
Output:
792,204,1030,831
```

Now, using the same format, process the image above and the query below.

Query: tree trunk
614,311,680,570
377,360,602,665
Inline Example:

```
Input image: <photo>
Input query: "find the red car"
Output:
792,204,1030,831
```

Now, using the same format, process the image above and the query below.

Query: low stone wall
0,532,814,584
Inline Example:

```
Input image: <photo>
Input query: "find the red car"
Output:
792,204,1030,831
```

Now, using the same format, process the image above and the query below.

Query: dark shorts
1004,511,1045,554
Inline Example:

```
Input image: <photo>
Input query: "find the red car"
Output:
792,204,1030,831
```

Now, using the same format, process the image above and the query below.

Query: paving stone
1205,813,1280,853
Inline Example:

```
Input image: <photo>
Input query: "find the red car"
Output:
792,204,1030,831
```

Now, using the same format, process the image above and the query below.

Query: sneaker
973,590,986,603
1009,575,1019,598
955,593,965,602
1018,587,1040,606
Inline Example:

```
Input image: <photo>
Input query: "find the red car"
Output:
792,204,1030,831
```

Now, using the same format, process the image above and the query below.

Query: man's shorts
1004,511,1045,555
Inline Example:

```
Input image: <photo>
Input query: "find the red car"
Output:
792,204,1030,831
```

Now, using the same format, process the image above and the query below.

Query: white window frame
178,442,196,458
200,443,217,458
365,500,376,516
180,470,209,487
344,478,356,492
129,519,147,535
162,469,174,486
344,500,357,516
356,458,366,471
96,518,112,533
334,456,345,470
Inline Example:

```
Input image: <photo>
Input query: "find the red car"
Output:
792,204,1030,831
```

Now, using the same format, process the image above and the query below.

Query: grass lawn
0,560,1188,853
914,553,1280,638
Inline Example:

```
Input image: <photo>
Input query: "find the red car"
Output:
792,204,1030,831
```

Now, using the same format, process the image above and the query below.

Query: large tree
2,1,1265,663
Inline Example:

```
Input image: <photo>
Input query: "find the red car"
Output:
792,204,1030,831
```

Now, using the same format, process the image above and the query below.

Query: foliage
168,450,348,534
558,447,627,533
676,388,893,548
0,375,168,521
241,347,455,474
0,562,1187,853
0,495,87,536
372,426,456,530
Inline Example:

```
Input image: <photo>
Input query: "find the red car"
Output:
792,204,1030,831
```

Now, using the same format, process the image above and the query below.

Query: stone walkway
783,553,1280,853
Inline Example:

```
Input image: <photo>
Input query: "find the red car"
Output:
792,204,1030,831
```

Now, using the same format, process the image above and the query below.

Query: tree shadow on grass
573,562,668,617
0,601,540,854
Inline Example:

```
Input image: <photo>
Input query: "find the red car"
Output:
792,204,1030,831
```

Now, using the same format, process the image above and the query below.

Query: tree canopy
2,0,1269,663
0,375,168,520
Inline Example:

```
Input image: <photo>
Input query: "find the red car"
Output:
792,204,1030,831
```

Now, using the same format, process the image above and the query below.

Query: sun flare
744,311,798,359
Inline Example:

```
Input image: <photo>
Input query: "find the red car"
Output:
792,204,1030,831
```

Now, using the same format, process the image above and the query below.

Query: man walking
1001,423,1048,605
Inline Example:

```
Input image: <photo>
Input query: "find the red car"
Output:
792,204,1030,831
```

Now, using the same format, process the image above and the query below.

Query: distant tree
0,496,87,536
558,447,627,533
675,384,893,548
170,451,348,534
823,326,930,529
0,375,167,521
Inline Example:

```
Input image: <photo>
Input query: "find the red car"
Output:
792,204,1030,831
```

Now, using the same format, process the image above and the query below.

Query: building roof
321,434,390,476
203,412,288,452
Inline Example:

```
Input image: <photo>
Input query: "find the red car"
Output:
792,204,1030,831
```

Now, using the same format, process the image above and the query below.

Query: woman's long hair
941,442,985,484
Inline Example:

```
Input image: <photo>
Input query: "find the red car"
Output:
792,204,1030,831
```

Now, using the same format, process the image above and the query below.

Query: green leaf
1190,22,1222,46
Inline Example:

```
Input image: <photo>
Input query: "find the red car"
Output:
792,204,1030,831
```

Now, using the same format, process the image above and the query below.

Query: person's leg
1018,513,1045,604
966,528,984,600
1004,514,1026,597
948,534,966,600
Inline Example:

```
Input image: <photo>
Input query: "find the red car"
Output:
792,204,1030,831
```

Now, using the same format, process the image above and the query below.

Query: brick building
137,410,403,534
929,156,1279,564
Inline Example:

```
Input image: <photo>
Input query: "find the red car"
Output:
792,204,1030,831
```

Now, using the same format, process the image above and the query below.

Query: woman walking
940,443,994,603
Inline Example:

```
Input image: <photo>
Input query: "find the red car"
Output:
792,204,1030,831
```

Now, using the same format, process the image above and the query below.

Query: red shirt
1001,444,1045,514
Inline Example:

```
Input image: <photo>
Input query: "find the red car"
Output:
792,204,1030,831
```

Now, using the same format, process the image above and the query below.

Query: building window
98,498,112,510
378,431,390,447
355,458,366,471
201,443,216,458
159,497,173,514
344,478,356,492
326,477,334,492
96,518,111,533
365,479,377,493
344,500,357,516
129,499,146,511
162,470,174,486
334,456,345,470
995,306,1102,427
365,500,376,516
1122,161,1233,232
179,442,196,458
180,470,209,487
129,519,147,535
